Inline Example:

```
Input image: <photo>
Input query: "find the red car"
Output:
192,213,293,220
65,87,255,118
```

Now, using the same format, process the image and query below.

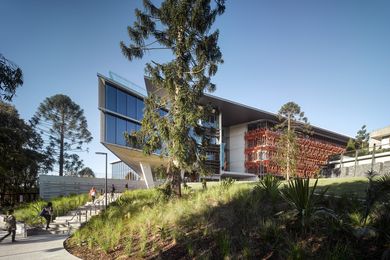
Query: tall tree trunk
59,112,65,176
286,114,291,181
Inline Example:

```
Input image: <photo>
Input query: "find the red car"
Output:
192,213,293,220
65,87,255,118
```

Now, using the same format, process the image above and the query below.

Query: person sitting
40,202,53,230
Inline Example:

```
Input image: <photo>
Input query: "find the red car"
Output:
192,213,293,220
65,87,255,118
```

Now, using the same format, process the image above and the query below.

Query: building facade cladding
101,79,220,174
103,83,168,147
244,122,346,177
112,161,141,180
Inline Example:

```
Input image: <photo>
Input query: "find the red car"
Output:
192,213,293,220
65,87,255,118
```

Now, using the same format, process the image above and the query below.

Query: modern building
98,73,351,187
111,160,141,180
369,125,390,151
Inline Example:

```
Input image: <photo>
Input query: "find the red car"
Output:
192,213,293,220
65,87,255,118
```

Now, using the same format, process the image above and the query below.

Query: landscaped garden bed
65,176,389,259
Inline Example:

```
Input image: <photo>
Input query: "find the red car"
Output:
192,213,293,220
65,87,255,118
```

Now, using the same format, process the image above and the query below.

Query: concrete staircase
41,193,122,235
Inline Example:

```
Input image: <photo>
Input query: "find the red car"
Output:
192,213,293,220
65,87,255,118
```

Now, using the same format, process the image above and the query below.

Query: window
117,89,127,115
105,84,117,112
127,94,137,119
105,114,116,144
136,98,144,121
159,109,168,117
116,118,127,146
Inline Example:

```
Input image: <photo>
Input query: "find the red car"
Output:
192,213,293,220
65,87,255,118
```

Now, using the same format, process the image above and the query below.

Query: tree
0,101,48,203
31,94,92,176
78,167,95,178
0,54,23,101
274,102,311,180
346,138,356,152
355,125,369,150
121,0,225,196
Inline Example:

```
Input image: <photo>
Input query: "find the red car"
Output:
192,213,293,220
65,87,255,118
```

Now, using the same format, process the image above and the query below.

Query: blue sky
1,0,389,178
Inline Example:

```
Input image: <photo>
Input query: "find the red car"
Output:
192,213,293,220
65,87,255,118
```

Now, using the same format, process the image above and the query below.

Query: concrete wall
39,175,147,200
323,151,390,177
228,123,247,173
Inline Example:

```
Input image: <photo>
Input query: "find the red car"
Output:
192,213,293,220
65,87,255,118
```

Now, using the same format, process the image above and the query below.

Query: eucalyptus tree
78,167,95,178
31,94,92,176
121,0,226,195
275,102,311,180
0,54,23,101
0,101,47,201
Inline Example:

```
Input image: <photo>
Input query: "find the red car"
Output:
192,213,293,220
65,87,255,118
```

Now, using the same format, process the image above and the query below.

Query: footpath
0,193,121,260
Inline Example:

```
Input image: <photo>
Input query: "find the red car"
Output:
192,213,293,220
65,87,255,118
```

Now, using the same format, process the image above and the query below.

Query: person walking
89,186,97,203
111,184,116,200
0,209,16,243
40,202,53,230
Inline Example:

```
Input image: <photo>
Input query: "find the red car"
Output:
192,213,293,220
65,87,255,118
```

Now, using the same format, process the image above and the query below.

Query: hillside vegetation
66,176,389,259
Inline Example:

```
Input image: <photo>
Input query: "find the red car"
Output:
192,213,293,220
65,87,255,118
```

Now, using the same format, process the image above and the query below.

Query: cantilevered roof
144,78,351,144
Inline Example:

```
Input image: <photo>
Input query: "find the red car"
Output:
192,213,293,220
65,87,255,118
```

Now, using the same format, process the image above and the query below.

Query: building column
140,162,155,189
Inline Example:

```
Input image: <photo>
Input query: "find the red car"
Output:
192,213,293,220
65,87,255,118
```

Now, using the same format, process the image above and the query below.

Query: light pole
95,152,107,209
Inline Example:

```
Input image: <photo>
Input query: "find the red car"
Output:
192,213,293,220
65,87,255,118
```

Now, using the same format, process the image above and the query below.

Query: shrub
255,174,281,200
220,178,235,191
281,178,334,229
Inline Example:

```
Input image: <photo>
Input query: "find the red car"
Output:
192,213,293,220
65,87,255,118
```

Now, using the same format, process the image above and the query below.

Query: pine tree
274,102,311,180
0,54,23,101
121,0,225,195
355,125,369,150
31,94,92,176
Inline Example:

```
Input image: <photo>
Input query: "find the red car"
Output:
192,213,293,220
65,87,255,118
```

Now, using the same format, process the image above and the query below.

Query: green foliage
355,125,369,150
346,138,356,152
255,174,281,200
0,54,23,101
14,193,88,226
362,171,390,226
121,0,226,195
274,102,311,180
31,94,92,176
0,102,48,201
77,167,95,178
220,177,235,190
281,178,332,228
67,179,386,258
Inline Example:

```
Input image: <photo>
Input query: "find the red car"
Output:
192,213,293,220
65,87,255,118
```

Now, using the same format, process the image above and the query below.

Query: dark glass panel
105,84,117,112
117,89,127,115
126,94,137,119
105,114,116,144
116,118,127,146
136,98,144,121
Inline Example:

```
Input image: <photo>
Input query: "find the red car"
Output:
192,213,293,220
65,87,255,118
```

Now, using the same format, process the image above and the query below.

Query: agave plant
280,178,334,229
362,171,390,226
255,174,281,200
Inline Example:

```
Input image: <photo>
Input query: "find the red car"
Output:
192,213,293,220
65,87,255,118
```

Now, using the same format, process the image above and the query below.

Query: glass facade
104,83,143,147
112,161,141,180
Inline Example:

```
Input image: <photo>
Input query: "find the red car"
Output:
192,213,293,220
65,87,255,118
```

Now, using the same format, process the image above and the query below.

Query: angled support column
140,162,155,189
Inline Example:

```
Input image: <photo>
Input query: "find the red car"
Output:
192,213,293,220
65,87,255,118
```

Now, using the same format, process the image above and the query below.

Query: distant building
98,73,350,187
111,160,141,180
369,125,390,150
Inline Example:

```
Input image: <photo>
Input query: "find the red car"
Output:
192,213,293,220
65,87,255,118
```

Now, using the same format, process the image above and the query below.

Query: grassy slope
14,193,89,226
188,177,368,197
66,177,384,259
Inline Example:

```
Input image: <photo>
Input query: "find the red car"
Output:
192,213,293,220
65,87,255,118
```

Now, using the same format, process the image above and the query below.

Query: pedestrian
89,186,97,203
40,202,53,230
111,184,116,199
125,183,128,190
0,209,16,243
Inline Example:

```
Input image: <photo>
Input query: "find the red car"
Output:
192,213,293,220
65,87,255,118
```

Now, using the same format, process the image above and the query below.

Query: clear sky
1,0,389,178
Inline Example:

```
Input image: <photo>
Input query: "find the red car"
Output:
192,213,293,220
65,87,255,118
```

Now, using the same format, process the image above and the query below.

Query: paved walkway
0,233,79,260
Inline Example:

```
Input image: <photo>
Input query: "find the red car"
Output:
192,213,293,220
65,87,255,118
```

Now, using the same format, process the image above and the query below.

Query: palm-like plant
362,171,390,226
280,178,331,228
255,174,281,200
